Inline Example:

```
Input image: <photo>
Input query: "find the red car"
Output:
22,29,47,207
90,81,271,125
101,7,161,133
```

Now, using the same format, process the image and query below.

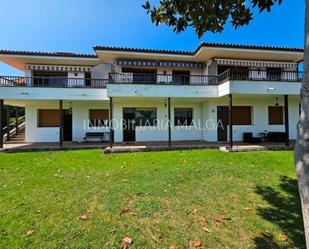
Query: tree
143,0,309,247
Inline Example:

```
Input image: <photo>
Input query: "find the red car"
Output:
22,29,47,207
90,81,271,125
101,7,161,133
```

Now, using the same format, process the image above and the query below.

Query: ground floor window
89,109,109,127
38,109,60,127
232,106,252,125
268,106,283,125
174,108,193,126
135,108,157,126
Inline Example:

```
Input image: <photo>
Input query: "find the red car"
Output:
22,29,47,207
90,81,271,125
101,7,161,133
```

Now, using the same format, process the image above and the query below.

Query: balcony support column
228,94,233,148
168,97,171,148
0,100,3,149
59,100,63,147
284,95,290,146
109,97,113,148
15,107,19,135
6,106,10,141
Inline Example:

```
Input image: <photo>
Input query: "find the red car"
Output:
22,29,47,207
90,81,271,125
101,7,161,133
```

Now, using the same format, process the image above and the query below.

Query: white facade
0,43,303,144
13,95,298,143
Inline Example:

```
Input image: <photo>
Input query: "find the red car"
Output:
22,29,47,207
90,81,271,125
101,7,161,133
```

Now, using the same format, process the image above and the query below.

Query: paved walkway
1,140,294,153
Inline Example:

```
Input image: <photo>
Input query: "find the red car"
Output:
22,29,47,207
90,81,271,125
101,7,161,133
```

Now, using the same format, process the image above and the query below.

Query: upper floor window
172,70,190,85
122,68,157,84
266,68,282,81
218,66,249,79
33,71,68,87
85,72,92,87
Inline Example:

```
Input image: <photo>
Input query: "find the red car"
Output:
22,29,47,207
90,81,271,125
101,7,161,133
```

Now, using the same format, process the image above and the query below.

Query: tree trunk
295,0,309,247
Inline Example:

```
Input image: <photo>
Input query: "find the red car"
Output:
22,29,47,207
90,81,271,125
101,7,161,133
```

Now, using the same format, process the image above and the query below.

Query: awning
114,60,204,68
26,64,93,72
214,58,297,69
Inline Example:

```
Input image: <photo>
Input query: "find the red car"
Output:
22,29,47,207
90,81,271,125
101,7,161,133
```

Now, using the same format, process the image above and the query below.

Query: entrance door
217,106,228,142
63,110,72,141
123,108,136,142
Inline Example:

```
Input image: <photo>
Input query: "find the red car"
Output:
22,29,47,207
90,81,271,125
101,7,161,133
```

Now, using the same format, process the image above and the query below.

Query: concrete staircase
5,127,25,144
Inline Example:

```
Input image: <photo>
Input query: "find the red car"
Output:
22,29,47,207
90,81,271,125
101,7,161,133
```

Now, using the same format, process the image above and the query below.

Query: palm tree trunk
295,0,309,247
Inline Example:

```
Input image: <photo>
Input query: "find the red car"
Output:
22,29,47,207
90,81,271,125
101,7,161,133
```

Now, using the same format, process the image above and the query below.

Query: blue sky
0,0,305,75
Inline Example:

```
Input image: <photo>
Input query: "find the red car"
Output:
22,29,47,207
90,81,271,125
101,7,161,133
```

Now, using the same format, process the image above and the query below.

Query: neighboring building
0,42,304,147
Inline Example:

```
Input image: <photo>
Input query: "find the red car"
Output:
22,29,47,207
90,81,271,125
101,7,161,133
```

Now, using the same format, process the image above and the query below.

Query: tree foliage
143,0,282,38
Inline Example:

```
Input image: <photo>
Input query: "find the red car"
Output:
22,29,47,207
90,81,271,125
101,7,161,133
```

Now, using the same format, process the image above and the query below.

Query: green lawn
0,149,305,249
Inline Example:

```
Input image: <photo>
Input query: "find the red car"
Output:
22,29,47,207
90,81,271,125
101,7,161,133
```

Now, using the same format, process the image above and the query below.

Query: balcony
109,69,302,86
220,69,303,83
0,76,108,88
109,73,219,85
0,69,302,90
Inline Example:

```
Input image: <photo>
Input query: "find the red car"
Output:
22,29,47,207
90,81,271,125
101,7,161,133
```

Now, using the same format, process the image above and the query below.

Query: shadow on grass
254,176,305,249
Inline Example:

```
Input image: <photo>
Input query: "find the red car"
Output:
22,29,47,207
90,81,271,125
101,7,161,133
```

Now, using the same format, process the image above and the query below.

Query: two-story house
0,42,304,148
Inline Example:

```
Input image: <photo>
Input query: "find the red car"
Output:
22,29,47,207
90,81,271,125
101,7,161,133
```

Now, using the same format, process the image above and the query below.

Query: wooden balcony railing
0,76,108,88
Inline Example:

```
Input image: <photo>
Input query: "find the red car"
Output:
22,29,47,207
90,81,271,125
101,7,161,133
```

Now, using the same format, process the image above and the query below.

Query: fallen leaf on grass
222,216,232,221
202,215,209,223
79,214,88,220
121,236,132,249
202,227,211,233
169,246,179,249
279,232,287,242
191,240,202,248
25,230,35,236
120,207,129,214
154,219,161,226
214,216,231,222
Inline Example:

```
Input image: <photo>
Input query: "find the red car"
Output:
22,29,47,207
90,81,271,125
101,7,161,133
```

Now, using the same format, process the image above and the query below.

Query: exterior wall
91,63,112,79
171,102,203,141
0,87,108,101
25,100,110,143
107,84,218,98
112,98,203,142
113,99,168,143
23,96,299,143
25,101,62,142
68,72,85,87
205,97,299,142
71,101,109,142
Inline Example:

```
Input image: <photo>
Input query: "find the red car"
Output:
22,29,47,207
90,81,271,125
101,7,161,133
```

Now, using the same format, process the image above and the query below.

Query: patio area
1,139,294,153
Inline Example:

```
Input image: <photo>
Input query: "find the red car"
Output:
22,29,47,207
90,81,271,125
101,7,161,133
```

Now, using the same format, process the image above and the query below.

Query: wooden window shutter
268,106,283,125
38,109,60,127
232,106,252,125
89,110,109,120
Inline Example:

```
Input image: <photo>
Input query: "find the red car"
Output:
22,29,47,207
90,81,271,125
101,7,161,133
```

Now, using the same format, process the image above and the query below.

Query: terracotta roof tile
93,45,193,55
94,43,304,55
0,50,97,58
195,42,304,53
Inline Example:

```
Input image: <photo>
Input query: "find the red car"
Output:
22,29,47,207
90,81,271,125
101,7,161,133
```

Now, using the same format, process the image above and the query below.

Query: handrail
0,76,108,88
109,72,219,85
218,69,303,83
3,115,25,139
